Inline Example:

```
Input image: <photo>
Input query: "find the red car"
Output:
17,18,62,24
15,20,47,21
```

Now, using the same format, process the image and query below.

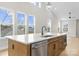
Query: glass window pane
28,15,34,33
0,9,13,37
16,12,25,35
16,12,25,25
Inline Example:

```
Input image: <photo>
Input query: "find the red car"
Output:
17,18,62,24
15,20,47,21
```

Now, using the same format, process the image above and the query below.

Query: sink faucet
41,26,47,36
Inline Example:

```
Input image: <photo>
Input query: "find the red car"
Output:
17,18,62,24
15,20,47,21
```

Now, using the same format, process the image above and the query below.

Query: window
16,12,25,35
0,8,13,37
0,8,35,36
28,15,35,33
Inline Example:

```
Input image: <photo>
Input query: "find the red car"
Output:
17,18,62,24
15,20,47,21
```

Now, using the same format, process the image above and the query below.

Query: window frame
28,15,35,34
15,11,28,35
0,7,14,37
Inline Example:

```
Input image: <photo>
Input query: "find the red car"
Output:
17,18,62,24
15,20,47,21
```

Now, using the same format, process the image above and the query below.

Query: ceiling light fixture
68,12,71,19
68,11,76,19
46,2,52,9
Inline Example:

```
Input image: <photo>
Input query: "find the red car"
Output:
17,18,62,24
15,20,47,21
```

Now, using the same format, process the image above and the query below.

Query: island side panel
8,39,31,56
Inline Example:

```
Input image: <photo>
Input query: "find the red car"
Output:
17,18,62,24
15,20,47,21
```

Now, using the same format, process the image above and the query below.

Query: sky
0,9,12,25
0,9,34,27
16,13,25,25
28,15,34,27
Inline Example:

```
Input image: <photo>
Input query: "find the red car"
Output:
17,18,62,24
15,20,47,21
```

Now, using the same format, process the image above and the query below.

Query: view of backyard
0,8,35,37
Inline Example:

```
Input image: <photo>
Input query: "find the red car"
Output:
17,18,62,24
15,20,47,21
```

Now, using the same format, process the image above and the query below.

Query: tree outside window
0,8,13,37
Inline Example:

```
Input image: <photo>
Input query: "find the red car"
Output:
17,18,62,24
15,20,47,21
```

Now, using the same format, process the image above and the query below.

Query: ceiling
46,2,79,20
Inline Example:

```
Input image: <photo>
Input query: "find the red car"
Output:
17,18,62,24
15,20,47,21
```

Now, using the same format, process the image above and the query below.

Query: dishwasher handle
32,42,48,49
32,40,55,49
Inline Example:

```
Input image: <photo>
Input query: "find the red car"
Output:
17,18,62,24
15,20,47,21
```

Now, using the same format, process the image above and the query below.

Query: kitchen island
6,33,67,56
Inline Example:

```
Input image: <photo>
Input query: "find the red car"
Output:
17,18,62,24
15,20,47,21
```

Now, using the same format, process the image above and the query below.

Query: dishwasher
32,40,47,56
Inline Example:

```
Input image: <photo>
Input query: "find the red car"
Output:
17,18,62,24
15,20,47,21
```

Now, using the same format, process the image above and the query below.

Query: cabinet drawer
48,38,58,44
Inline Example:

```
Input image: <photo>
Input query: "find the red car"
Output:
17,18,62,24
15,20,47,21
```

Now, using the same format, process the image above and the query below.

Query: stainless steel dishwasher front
32,40,47,56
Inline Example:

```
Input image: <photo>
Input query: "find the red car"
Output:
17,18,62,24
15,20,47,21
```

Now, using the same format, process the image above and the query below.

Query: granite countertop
5,33,67,44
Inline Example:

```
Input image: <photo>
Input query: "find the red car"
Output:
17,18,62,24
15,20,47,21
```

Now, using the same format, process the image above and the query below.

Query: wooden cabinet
56,36,65,55
8,35,67,56
48,40,59,56
48,35,67,56
8,39,31,56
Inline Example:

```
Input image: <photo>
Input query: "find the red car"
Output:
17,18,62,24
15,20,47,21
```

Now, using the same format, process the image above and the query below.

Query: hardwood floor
0,49,8,56
1,37,79,56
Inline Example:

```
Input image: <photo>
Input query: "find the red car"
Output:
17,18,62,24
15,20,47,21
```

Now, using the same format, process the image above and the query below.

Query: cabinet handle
12,44,14,50
53,44,55,50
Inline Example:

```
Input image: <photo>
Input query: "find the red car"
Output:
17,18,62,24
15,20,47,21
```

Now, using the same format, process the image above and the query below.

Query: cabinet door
59,39,64,49
59,36,66,50
47,35,67,56
48,38,59,56
54,41,59,56
8,39,31,56
56,36,65,55
14,42,30,56
8,39,16,56
48,43,55,56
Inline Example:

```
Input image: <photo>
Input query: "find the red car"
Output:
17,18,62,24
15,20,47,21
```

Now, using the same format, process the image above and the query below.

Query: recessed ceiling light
54,7,56,10
65,9,67,11
46,5,52,9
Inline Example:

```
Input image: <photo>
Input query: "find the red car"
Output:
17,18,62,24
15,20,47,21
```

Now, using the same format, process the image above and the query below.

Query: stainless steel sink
41,33,55,37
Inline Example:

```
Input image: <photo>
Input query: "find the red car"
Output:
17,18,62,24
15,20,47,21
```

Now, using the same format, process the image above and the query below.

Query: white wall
51,13,59,33
76,20,79,37
68,20,76,38
46,8,59,33
0,38,8,50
